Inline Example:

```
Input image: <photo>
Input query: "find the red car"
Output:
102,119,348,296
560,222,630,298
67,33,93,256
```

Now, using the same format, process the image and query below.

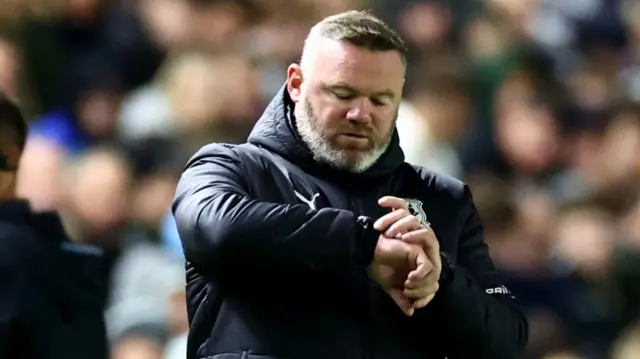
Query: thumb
388,287,415,316
408,249,431,281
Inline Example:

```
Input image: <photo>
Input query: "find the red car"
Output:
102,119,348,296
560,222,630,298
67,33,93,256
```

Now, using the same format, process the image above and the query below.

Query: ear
286,63,303,103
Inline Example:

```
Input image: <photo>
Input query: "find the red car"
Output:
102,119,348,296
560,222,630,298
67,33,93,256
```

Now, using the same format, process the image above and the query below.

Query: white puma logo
294,190,320,210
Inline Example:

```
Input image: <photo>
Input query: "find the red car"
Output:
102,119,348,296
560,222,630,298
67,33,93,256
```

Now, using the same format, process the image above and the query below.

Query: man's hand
375,196,443,310
368,235,431,316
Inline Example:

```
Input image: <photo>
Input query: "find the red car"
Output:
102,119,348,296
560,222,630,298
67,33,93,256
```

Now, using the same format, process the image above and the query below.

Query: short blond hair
301,10,406,67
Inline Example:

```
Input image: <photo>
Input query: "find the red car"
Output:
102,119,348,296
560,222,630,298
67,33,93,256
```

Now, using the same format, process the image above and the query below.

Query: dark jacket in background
0,200,107,359
173,86,528,359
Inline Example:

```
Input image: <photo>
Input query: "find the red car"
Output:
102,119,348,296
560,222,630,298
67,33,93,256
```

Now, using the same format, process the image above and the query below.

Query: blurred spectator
58,146,131,247
0,37,20,99
185,0,261,51
397,54,471,177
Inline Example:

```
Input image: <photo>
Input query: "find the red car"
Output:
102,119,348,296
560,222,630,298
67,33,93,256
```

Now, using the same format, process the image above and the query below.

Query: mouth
337,133,372,151
341,133,369,139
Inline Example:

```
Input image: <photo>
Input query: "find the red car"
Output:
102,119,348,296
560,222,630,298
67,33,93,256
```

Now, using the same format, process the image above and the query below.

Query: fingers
404,268,439,310
372,201,443,316
404,270,439,298
389,287,415,316
378,196,408,210
412,294,436,309
402,228,442,274
384,215,422,238
374,197,422,238
373,208,410,232
407,247,432,280
405,263,436,288
404,245,439,310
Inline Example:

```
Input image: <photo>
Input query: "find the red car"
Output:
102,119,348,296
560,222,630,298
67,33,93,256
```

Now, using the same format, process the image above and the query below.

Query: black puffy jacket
173,86,528,359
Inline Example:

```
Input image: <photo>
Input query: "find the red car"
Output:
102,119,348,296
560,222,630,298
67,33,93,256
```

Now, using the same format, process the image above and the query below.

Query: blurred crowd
1,0,640,358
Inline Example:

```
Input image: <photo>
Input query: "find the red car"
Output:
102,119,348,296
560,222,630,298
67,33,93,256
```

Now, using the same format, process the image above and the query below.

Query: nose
345,99,372,124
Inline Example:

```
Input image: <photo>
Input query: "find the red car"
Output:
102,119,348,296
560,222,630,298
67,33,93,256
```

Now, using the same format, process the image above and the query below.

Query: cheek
313,96,349,126
373,108,397,133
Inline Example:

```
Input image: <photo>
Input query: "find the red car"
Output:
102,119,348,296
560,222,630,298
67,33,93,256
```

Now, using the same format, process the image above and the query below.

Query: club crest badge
404,198,429,225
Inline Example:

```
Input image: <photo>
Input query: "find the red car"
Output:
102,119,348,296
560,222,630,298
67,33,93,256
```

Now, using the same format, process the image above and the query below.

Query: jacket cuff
355,216,379,266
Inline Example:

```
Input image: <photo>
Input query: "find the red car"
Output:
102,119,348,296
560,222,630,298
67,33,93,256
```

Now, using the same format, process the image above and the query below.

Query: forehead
306,39,405,93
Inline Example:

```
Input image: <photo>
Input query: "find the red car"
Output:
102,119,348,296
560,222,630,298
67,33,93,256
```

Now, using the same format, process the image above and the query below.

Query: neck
0,173,16,201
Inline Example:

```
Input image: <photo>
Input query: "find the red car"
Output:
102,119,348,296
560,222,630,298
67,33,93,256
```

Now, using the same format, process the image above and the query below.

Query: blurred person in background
118,51,262,149
0,38,20,100
174,10,527,359
0,94,107,359
58,146,131,247
106,137,188,358
396,54,471,178
17,68,125,211
186,0,261,51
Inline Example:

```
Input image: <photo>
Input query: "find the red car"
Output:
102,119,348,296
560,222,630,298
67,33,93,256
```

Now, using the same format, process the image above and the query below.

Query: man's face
287,38,405,173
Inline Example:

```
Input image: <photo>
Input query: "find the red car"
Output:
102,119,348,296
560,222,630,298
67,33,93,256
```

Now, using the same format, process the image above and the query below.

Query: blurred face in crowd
188,1,247,50
16,139,64,211
164,53,224,128
495,73,560,174
287,38,405,173
138,0,190,48
398,2,451,48
65,149,130,234
130,172,177,228
596,114,640,186
76,89,122,139
553,208,615,279
0,39,19,99
496,103,559,174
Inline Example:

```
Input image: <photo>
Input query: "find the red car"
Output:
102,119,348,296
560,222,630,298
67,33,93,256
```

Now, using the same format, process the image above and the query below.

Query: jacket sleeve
0,259,30,359
0,266,14,359
172,144,380,278
426,185,528,359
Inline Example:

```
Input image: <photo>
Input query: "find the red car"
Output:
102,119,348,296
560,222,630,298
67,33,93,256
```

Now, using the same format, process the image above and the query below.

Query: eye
370,97,389,107
332,91,355,101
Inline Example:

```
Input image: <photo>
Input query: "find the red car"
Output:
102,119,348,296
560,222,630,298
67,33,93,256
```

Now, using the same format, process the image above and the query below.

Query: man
0,94,108,359
173,10,528,359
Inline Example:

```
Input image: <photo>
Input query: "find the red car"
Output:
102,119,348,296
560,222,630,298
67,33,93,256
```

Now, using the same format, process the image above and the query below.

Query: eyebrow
326,83,396,100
